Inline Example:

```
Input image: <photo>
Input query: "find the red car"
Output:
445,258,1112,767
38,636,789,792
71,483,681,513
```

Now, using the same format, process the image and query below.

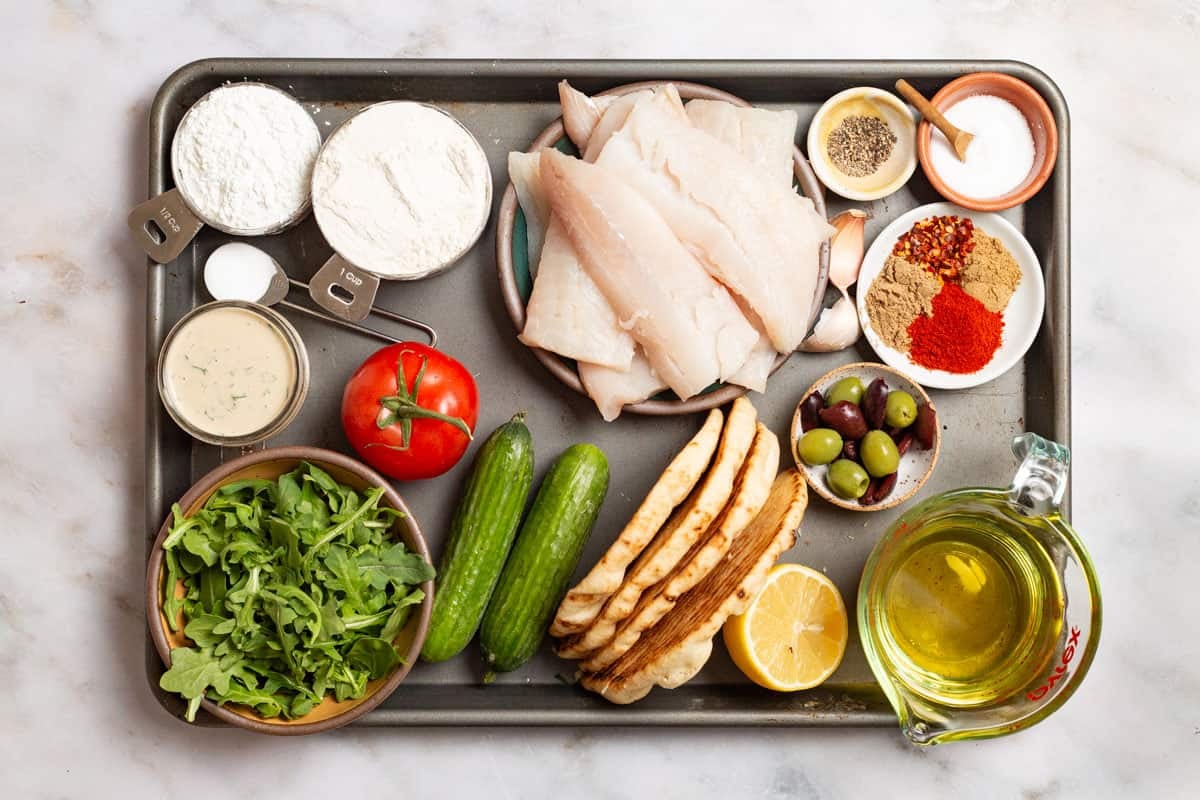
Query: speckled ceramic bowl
146,446,432,735
790,362,940,512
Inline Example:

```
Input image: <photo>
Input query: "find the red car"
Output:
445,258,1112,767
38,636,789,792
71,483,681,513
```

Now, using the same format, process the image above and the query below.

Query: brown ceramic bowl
146,446,433,734
496,80,829,416
790,362,940,512
915,72,1058,212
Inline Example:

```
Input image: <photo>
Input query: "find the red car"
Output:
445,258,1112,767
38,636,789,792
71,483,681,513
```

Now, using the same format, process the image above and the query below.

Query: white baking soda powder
311,102,491,278
929,94,1035,200
172,83,321,232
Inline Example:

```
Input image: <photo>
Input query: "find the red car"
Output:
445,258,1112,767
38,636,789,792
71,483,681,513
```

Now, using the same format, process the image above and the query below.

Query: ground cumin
960,231,1022,313
865,255,941,351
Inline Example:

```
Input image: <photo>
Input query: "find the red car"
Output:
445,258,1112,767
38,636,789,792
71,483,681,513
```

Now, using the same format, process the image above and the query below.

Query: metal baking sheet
144,59,1069,727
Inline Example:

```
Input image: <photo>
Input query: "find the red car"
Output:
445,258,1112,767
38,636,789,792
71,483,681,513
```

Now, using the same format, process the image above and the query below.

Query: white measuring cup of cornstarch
128,82,321,264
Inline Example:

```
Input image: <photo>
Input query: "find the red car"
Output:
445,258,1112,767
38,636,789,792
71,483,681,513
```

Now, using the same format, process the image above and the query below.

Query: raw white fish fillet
519,219,636,370
516,88,678,403
725,303,777,393
685,99,799,188
540,148,758,400
507,152,551,267
596,90,835,354
579,350,667,422
513,149,634,369
559,81,615,150
686,100,802,391
581,90,654,162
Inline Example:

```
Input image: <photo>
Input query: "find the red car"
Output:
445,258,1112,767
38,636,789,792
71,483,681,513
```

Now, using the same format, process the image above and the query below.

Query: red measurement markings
1027,626,1082,702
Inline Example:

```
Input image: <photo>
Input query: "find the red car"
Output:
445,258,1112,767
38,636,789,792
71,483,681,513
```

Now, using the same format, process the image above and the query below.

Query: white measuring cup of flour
203,243,437,346
127,82,321,264
306,101,493,322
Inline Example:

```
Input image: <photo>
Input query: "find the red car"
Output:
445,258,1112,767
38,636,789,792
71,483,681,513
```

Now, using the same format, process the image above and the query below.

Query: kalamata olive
915,403,937,450
827,377,865,407
861,430,900,477
818,401,868,440
894,431,914,456
862,377,889,429
799,391,824,432
862,472,898,506
841,439,860,462
885,390,918,428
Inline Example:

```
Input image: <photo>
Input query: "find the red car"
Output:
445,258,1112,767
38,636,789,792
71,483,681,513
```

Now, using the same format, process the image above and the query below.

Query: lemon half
722,563,849,692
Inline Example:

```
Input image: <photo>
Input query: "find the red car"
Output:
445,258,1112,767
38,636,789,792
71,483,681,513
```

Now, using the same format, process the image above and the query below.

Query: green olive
798,428,843,466
826,377,865,407
861,430,900,477
885,390,918,428
827,459,870,499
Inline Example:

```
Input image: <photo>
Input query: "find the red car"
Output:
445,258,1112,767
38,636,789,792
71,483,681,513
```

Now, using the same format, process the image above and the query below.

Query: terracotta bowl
495,80,830,416
146,446,433,735
789,362,940,512
915,72,1058,212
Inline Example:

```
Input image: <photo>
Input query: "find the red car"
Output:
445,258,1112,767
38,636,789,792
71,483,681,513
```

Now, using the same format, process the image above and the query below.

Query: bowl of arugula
146,447,435,734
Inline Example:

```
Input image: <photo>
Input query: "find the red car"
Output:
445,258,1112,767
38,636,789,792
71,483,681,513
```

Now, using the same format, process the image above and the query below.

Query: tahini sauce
163,306,296,438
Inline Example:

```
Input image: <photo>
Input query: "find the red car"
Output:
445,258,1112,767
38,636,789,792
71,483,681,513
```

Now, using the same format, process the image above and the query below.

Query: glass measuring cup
857,433,1101,745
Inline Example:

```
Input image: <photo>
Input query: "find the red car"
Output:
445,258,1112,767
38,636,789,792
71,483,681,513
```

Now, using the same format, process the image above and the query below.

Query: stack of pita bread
551,397,809,703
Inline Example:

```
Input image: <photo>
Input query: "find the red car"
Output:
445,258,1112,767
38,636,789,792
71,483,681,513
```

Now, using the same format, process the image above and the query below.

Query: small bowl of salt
915,72,1058,212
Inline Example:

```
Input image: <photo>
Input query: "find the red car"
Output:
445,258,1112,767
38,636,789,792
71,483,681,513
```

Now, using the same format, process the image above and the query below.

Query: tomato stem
374,349,474,449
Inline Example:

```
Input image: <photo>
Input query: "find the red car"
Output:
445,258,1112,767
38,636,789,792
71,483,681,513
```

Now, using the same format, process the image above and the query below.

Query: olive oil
874,515,1064,707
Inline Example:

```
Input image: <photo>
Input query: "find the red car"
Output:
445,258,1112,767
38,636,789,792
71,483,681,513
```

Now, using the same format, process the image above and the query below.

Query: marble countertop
2,2,1197,797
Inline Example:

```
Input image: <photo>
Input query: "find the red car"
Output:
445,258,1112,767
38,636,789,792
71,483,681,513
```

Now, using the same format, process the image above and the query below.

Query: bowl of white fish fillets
496,80,833,422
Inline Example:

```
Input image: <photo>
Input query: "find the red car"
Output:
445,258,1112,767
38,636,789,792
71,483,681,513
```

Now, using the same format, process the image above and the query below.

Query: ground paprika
906,282,1003,373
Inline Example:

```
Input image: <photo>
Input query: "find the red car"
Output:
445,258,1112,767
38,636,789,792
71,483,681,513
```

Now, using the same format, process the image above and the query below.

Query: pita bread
556,397,758,659
550,409,724,638
581,469,807,704
579,423,779,673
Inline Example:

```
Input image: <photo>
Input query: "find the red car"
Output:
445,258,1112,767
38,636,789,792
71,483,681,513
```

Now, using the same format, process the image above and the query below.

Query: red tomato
341,343,478,480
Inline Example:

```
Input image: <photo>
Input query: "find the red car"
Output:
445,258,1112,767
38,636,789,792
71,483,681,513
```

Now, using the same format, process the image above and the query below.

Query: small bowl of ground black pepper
807,87,917,201
855,202,1045,390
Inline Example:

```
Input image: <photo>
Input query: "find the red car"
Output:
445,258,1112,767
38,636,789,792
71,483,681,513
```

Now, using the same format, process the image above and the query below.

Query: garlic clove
799,292,861,353
828,209,869,291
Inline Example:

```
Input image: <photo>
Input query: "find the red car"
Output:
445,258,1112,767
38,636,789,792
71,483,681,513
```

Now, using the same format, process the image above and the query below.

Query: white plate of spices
856,202,1045,390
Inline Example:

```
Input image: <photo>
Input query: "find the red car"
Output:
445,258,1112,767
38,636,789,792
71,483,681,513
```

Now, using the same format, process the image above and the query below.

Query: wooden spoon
895,79,974,162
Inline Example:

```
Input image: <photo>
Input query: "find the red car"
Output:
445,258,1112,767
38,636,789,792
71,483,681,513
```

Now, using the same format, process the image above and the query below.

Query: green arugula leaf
346,637,401,679
358,543,436,589
184,614,228,648
381,589,425,642
198,566,227,614
160,647,224,721
162,549,185,633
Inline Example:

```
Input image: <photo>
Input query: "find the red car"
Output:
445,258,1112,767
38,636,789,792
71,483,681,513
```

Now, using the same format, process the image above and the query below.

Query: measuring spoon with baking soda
127,82,322,264
204,243,436,346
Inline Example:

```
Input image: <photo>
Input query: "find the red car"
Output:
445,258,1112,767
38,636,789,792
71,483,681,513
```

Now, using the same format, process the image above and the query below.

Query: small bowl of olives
790,362,940,512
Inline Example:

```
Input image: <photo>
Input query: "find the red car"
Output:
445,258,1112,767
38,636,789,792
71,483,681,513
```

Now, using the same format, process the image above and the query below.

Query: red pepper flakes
907,282,1003,373
892,215,976,281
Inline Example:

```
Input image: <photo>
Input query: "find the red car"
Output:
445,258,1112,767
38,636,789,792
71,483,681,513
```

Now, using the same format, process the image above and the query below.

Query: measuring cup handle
308,254,380,323
127,188,205,264
1008,433,1071,516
